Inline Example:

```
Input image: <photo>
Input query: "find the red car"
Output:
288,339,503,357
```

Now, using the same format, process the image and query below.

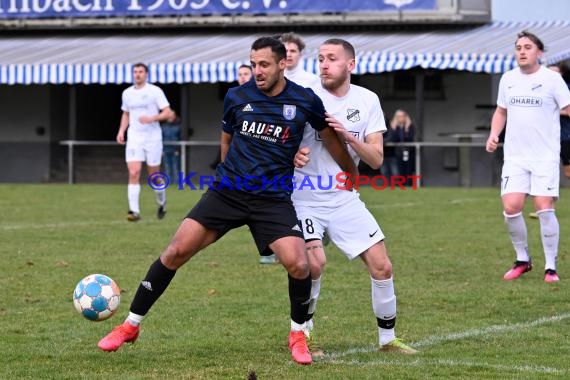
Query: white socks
126,312,144,326
308,276,321,316
537,209,559,270
371,277,397,345
128,184,141,214
504,211,530,262
155,189,166,207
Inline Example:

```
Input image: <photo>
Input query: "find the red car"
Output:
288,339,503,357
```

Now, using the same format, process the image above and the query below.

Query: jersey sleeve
221,88,237,135
496,74,507,109
306,91,327,131
365,92,387,136
553,76,570,110
155,87,170,110
121,89,128,112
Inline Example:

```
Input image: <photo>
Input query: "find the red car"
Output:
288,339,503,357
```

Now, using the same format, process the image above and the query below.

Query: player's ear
278,58,286,70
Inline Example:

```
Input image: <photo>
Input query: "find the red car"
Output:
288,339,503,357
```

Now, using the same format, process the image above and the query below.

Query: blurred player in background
293,38,417,357
282,32,320,88
116,63,173,222
486,31,570,283
237,64,253,85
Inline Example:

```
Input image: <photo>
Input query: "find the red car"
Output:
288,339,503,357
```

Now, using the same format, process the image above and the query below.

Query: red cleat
503,260,532,280
288,331,312,365
544,269,560,283
98,322,140,352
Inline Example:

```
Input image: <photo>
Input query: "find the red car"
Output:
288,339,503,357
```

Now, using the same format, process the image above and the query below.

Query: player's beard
321,70,348,91
256,73,279,94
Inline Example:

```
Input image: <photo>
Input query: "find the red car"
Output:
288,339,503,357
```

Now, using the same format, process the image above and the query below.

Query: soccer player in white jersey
486,31,570,283
282,32,320,88
117,63,173,222
292,38,417,356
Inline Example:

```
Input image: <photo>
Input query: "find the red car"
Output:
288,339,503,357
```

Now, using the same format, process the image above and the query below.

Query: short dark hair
281,32,306,52
251,37,286,62
239,64,252,71
516,30,545,51
321,38,356,59
133,62,149,72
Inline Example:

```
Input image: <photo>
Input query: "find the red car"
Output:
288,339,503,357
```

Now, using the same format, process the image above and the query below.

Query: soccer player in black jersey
98,37,358,365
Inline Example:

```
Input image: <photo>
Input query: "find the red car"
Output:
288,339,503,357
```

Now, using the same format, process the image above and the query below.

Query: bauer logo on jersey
346,108,360,123
283,105,296,120
509,96,542,107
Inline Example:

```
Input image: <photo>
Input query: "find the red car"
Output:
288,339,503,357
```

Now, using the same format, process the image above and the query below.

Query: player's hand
139,115,154,124
325,113,355,143
116,131,125,145
294,147,311,168
486,135,499,152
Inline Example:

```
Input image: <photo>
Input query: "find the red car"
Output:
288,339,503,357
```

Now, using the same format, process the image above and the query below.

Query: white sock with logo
371,277,397,345
504,211,530,262
128,184,141,214
537,209,559,270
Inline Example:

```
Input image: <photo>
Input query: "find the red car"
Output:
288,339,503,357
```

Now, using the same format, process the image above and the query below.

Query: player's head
514,31,544,71
318,38,356,92
250,37,286,95
237,64,253,85
132,63,148,86
281,32,306,70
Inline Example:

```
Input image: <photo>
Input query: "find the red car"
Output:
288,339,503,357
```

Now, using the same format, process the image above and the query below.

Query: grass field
1,184,569,379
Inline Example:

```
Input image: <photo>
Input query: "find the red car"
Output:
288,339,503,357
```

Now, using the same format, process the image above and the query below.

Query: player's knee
369,257,392,279
161,241,192,269
285,256,310,279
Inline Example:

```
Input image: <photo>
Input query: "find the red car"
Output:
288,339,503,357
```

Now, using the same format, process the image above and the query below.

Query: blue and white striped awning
1,21,569,85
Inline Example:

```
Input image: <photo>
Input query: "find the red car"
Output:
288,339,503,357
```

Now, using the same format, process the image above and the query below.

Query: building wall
0,85,52,182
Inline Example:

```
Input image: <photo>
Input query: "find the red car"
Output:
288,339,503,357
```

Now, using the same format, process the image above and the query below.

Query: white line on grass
323,358,566,374
0,220,126,231
323,312,570,360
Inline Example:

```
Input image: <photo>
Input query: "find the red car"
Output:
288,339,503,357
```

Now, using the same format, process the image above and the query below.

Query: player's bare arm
486,106,507,153
326,113,383,169
139,106,173,124
116,111,130,145
319,126,359,178
220,131,233,163
562,104,570,117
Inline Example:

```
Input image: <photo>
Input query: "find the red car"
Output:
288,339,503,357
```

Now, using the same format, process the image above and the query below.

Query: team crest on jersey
346,108,360,123
283,105,296,120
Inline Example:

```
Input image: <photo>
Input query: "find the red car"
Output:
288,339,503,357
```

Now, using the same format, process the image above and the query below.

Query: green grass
1,184,569,379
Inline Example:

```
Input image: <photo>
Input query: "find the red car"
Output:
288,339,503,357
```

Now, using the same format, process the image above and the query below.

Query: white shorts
295,195,384,260
501,160,559,198
125,140,162,166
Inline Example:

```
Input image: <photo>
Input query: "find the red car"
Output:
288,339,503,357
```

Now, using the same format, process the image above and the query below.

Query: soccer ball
73,274,120,321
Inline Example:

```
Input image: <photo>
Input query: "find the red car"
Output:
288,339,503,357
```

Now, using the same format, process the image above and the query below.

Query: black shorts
187,188,303,256
561,140,570,166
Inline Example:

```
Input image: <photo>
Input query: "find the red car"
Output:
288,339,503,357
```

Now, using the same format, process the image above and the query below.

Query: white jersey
285,65,320,89
292,84,386,206
121,83,170,145
497,66,570,162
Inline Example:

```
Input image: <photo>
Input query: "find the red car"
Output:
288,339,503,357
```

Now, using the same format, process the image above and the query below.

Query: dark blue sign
0,0,436,19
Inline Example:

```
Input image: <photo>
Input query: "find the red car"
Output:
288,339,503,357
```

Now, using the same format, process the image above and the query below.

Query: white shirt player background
121,83,170,145
497,66,570,163
293,84,386,205
285,65,320,89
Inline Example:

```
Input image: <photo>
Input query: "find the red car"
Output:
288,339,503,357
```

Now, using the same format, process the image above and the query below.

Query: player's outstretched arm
486,106,506,153
320,127,359,179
